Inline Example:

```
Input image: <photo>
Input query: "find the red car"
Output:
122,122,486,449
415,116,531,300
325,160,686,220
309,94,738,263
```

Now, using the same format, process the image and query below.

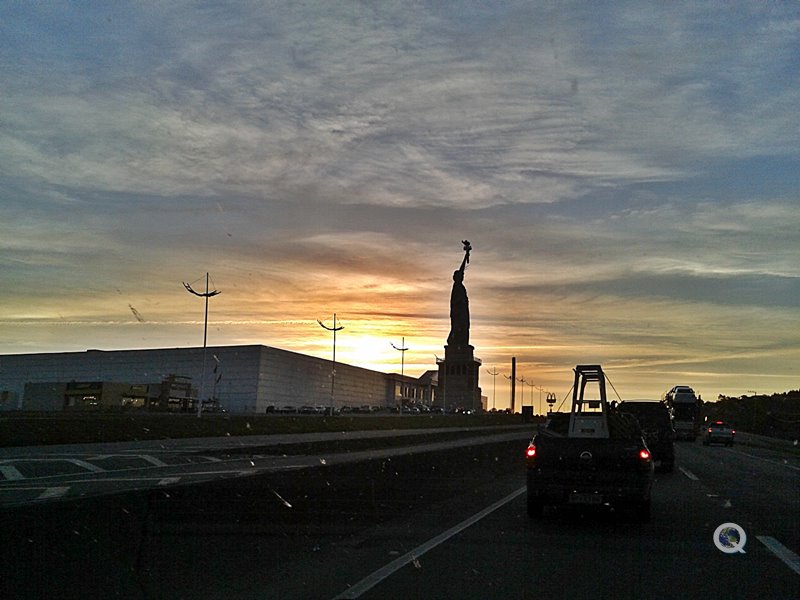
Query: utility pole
183,273,220,417
486,367,500,410
318,314,344,414
535,385,544,416
509,356,517,412
391,337,409,415
504,372,515,413
527,380,536,412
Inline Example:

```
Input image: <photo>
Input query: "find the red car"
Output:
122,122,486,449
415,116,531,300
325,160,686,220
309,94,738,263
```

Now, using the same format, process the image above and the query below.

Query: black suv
619,401,676,472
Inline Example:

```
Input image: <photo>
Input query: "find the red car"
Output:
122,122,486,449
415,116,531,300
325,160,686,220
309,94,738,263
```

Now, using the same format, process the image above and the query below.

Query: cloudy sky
2,1,798,407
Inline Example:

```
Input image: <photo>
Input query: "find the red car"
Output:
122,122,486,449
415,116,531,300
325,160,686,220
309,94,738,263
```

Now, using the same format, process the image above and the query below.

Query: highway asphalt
1,431,797,599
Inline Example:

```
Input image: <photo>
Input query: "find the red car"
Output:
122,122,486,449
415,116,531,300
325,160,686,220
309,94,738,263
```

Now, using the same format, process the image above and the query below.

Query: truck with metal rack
525,365,655,521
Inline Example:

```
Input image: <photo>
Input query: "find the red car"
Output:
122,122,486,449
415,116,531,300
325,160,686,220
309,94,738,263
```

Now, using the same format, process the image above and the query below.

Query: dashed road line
0,466,24,481
66,459,105,473
139,455,168,467
37,487,69,500
158,477,181,486
757,536,800,576
679,466,699,480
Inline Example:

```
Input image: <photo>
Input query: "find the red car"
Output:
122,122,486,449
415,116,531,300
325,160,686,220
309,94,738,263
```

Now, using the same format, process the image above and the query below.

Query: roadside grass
0,412,528,447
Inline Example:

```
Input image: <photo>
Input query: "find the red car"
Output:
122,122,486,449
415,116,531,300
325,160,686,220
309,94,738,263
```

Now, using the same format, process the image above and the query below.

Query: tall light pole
318,314,344,413
504,373,515,413
535,385,544,416
517,376,526,408
527,380,536,411
183,273,220,417
391,337,409,415
486,367,500,410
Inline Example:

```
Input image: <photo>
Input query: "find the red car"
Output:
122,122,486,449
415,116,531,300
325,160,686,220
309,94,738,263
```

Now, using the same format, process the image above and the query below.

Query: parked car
703,421,735,446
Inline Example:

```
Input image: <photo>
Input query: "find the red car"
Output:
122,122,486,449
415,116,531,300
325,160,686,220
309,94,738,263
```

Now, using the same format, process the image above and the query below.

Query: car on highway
703,421,736,446
619,400,676,472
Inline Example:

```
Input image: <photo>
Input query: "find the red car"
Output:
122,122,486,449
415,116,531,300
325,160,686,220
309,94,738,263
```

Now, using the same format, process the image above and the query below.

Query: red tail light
639,449,651,461
708,428,713,433
731,430,736,435
525,444,536,458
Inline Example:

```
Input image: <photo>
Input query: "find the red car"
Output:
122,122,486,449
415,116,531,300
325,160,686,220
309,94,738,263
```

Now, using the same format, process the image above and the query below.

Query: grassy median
0,411,528,447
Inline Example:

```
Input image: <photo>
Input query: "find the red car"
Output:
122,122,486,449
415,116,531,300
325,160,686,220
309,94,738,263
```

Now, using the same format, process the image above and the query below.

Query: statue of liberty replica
438,241,482,412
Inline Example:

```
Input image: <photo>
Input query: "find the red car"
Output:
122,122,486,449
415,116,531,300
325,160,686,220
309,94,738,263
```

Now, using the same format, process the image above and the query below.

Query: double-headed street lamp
504,373,516,413
183,273,221,417
317,313,344,413
486,367,500,410
527,380,536,411
391,337,409,415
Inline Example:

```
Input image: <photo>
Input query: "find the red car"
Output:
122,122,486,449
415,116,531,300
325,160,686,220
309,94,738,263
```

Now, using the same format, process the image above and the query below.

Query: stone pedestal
438,344,482,412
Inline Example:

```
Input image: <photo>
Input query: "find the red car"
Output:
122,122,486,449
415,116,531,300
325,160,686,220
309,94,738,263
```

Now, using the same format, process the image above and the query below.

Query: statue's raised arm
459,240,472,272
447,240,472,347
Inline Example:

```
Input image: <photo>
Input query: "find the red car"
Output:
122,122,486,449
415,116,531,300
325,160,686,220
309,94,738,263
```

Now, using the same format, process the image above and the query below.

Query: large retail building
0,345,439,414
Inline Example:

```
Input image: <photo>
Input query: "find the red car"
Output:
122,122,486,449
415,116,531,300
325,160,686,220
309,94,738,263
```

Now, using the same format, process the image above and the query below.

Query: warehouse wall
0,345,415,414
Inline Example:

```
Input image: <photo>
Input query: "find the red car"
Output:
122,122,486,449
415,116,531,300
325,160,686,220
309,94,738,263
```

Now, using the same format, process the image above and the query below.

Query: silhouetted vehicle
704,421,735,446
525,365,654,522
664,385,701,440
619,401,676,472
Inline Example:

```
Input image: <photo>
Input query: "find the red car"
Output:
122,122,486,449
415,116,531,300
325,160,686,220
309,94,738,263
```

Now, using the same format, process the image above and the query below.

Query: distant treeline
705,390,800,441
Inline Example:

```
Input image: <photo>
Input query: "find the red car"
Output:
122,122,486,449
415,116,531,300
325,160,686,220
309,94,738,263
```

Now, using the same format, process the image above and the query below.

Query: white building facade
0,345,435,414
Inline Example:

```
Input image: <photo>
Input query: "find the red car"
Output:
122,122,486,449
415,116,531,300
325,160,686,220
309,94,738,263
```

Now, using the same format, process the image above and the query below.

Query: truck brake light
525,444,536,458
638,449,651,461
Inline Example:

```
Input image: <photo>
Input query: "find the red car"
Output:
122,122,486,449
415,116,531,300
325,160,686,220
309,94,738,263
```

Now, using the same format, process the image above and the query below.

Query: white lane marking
158,477,181,486
331,486,526,600
726,449,800,472
679,466,699,481
139,455,168,467
37,487,69,500
1,458,105,473
757,536,800,576
0,466,24,481
66,459,105,473
201,456,222,462
86,454,168,467
19,470,260,484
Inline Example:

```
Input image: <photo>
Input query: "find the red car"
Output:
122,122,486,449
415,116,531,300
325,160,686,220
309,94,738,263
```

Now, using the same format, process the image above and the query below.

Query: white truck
664,385,700,441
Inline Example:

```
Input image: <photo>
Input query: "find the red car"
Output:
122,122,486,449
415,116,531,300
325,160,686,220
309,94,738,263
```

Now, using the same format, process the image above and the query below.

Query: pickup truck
525,365,654,521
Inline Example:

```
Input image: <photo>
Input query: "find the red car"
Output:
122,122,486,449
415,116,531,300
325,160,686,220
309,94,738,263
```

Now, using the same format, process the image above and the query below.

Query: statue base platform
438,344,482,412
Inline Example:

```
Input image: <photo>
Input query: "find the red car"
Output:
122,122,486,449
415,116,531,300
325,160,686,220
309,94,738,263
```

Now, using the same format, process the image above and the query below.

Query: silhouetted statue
447,241,472,347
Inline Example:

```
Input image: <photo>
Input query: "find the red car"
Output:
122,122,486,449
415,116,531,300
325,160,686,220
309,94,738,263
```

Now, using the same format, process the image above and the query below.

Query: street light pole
486,367,500,410
527,380,536,411
318,313,344,414
535,385,544,416
183,273,220,417
391,337,409,415
504,373,515,413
